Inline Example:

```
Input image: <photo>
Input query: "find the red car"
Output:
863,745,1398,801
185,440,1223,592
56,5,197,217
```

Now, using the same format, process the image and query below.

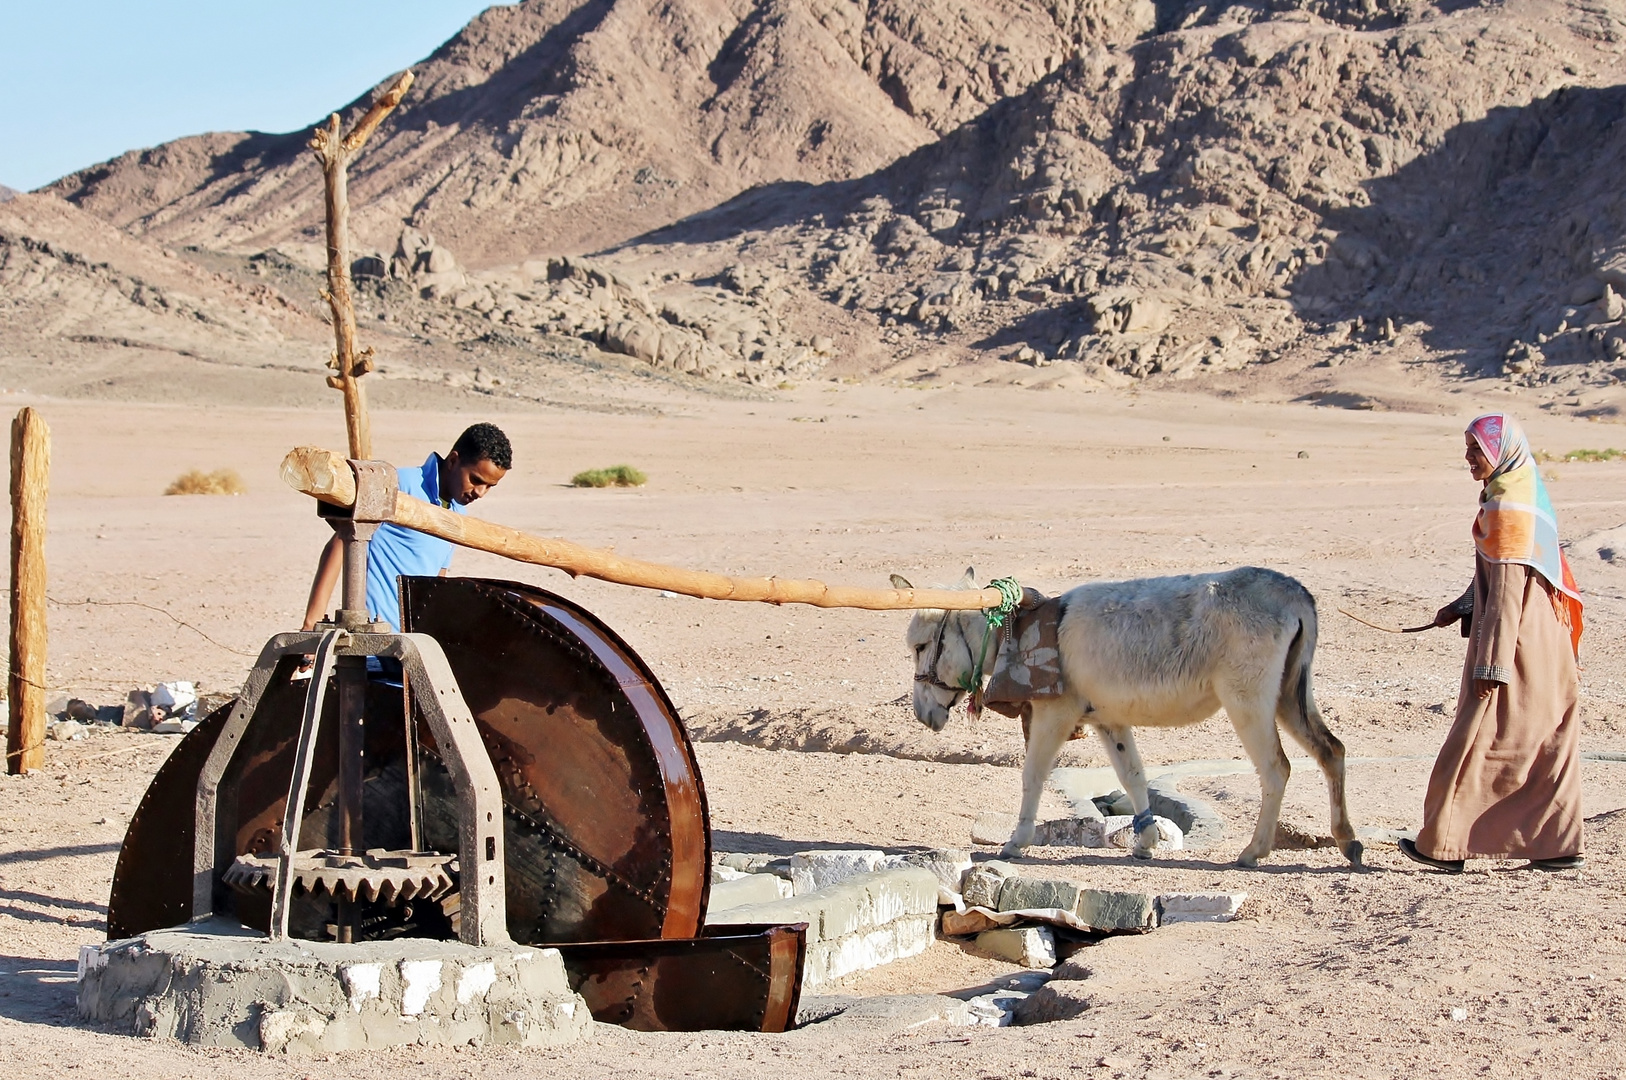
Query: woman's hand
1474,678,1499,699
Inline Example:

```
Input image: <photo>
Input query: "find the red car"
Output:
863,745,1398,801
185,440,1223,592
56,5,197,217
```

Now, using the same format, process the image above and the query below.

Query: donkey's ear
889,574,914,590
959,566,977,588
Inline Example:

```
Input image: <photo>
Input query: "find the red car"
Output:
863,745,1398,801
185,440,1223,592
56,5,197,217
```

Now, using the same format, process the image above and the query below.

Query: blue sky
0,1,501,192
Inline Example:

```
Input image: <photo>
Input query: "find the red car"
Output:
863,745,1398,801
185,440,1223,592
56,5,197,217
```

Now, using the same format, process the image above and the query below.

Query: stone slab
707,872,789,910
1076,888,1156,931
77,919,590,1052
996,876,1083,914
974,926,1057,968
1156,891,1248,923
802,993,979,1032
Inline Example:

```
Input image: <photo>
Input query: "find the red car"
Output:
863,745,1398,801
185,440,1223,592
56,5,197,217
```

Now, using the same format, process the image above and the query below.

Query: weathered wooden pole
309,70,413,460
6,408,48,775
282,446,1006,612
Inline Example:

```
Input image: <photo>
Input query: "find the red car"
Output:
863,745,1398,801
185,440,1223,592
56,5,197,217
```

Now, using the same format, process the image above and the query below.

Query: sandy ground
5,381,1626,1078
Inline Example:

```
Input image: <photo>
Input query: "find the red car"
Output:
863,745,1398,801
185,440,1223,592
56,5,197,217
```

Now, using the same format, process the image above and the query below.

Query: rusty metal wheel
108,577,709,945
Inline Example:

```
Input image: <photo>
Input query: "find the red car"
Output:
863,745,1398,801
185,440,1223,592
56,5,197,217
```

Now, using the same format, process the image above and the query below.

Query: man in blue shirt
301,423,512,632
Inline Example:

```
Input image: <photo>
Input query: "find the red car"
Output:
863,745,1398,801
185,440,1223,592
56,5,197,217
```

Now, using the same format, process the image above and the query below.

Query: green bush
571,465,647,488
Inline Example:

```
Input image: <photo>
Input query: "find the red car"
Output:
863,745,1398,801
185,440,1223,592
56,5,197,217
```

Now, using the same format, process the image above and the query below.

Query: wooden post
308,70,413,460
7,408,48,775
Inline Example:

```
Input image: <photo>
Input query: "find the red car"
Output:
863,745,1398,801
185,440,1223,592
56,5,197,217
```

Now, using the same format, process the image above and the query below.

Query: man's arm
302,534,344,631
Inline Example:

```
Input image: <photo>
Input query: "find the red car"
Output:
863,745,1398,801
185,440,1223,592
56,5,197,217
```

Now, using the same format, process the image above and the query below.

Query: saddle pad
981,589,1068,721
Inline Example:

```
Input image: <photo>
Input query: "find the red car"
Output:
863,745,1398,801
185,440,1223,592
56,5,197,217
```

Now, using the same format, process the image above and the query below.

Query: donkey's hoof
1130,846,1155,861
999,843,1026,859
1342,840,1365,868
1236,851,1263,868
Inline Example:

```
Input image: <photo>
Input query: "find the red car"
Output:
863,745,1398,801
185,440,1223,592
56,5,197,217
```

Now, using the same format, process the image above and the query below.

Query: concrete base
77,919,592,1053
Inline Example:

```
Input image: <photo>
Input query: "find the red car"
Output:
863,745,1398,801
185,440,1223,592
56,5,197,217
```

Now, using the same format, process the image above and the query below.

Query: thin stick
281,446,1005,611
7,408,48,774
309,70,413,460
1336,607,1435,634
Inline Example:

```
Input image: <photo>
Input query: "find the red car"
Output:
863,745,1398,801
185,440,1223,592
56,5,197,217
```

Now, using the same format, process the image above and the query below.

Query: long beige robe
1417,558,1583,860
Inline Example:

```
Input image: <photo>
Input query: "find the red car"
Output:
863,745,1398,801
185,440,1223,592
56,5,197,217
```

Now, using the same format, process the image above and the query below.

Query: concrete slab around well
77,918,592,1053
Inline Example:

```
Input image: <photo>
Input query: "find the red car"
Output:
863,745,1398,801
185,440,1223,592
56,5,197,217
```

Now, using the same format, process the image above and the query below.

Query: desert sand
2,377,1626,1078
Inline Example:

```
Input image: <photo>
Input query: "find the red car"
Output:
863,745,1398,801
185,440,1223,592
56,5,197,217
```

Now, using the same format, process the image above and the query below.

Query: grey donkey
896,566,1362,867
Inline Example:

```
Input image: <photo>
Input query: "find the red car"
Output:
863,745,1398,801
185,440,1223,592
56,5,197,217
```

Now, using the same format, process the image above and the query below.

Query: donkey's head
894,566,981,732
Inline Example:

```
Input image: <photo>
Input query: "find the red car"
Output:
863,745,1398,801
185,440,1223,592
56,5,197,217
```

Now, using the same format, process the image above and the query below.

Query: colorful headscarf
1467,412,1583,655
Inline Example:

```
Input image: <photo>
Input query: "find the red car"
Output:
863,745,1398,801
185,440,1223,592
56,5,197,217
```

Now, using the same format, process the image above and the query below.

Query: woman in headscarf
1399,413,1586,872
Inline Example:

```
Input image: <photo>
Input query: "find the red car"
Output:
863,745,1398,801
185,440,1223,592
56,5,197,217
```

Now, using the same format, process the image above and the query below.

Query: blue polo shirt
366,451,465,630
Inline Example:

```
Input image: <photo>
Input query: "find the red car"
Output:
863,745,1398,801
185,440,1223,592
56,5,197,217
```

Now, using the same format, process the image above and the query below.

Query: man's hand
1474,678,1499,699
1434,604,1461,628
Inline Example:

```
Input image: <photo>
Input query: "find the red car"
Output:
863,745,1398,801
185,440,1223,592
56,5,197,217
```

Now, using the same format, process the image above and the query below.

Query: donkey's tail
1278,593,1319,729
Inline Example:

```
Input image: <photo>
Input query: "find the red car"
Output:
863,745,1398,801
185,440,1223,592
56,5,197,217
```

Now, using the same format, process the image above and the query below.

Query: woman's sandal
1398,837,1464,874
1526,854,1585,872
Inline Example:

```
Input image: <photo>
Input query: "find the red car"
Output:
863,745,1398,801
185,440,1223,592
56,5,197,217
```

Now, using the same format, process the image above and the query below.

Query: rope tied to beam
963,576,1022,720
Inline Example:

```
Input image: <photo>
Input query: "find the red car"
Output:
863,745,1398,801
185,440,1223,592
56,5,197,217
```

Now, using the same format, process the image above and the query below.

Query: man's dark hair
451,422,513,469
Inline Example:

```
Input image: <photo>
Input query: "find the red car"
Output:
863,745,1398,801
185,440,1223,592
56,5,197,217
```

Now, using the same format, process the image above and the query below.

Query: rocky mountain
12,0,1626,408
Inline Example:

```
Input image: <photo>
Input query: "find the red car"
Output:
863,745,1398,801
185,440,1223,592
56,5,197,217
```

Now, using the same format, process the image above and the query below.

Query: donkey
895,566,1361,867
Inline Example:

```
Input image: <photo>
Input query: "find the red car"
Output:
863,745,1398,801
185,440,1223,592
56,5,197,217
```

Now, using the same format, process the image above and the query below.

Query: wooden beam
308,70,413,460
7,408,48,774
281,446,1003,612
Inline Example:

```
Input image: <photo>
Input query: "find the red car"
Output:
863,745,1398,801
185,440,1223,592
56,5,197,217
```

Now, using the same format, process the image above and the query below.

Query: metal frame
191,630,511,945
191,459,510,947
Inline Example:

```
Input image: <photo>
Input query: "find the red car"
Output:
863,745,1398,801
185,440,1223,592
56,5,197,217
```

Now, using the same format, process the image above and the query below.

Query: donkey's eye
913,644,925,654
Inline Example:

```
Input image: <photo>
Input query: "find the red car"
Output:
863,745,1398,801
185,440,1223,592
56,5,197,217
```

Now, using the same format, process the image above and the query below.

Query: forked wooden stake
7,408,48,774
309,70,414,460
282,446,1005,611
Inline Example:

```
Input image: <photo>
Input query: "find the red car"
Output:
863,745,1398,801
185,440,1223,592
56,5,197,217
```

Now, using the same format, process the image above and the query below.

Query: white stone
77,943,107,981
151,681,196,711
964,990,1031,1027
47,720,87,741
339,963,381,1012
258,1008,326,1053
974,925,1057,968
708,872,787,911
399,959,443,1016
788,849,887,894
456,962,497,1004
1156,892,1248,924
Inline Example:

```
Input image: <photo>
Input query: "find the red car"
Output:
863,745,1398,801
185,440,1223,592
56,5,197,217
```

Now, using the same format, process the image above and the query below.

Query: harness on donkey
914,577,1083,740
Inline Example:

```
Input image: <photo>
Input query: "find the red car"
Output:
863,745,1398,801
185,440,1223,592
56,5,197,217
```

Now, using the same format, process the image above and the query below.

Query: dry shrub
571,465,647,488
164,468,246,496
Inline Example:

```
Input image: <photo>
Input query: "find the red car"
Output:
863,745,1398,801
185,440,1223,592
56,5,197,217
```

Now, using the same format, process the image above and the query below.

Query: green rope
960,576,1023,698
983,577,1023,627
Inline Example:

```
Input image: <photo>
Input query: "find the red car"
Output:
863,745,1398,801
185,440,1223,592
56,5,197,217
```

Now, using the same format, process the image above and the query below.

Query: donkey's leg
1002,700,1081,857
1224,688,1291,867
1277,692,1362,867
1094,724,1158,859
